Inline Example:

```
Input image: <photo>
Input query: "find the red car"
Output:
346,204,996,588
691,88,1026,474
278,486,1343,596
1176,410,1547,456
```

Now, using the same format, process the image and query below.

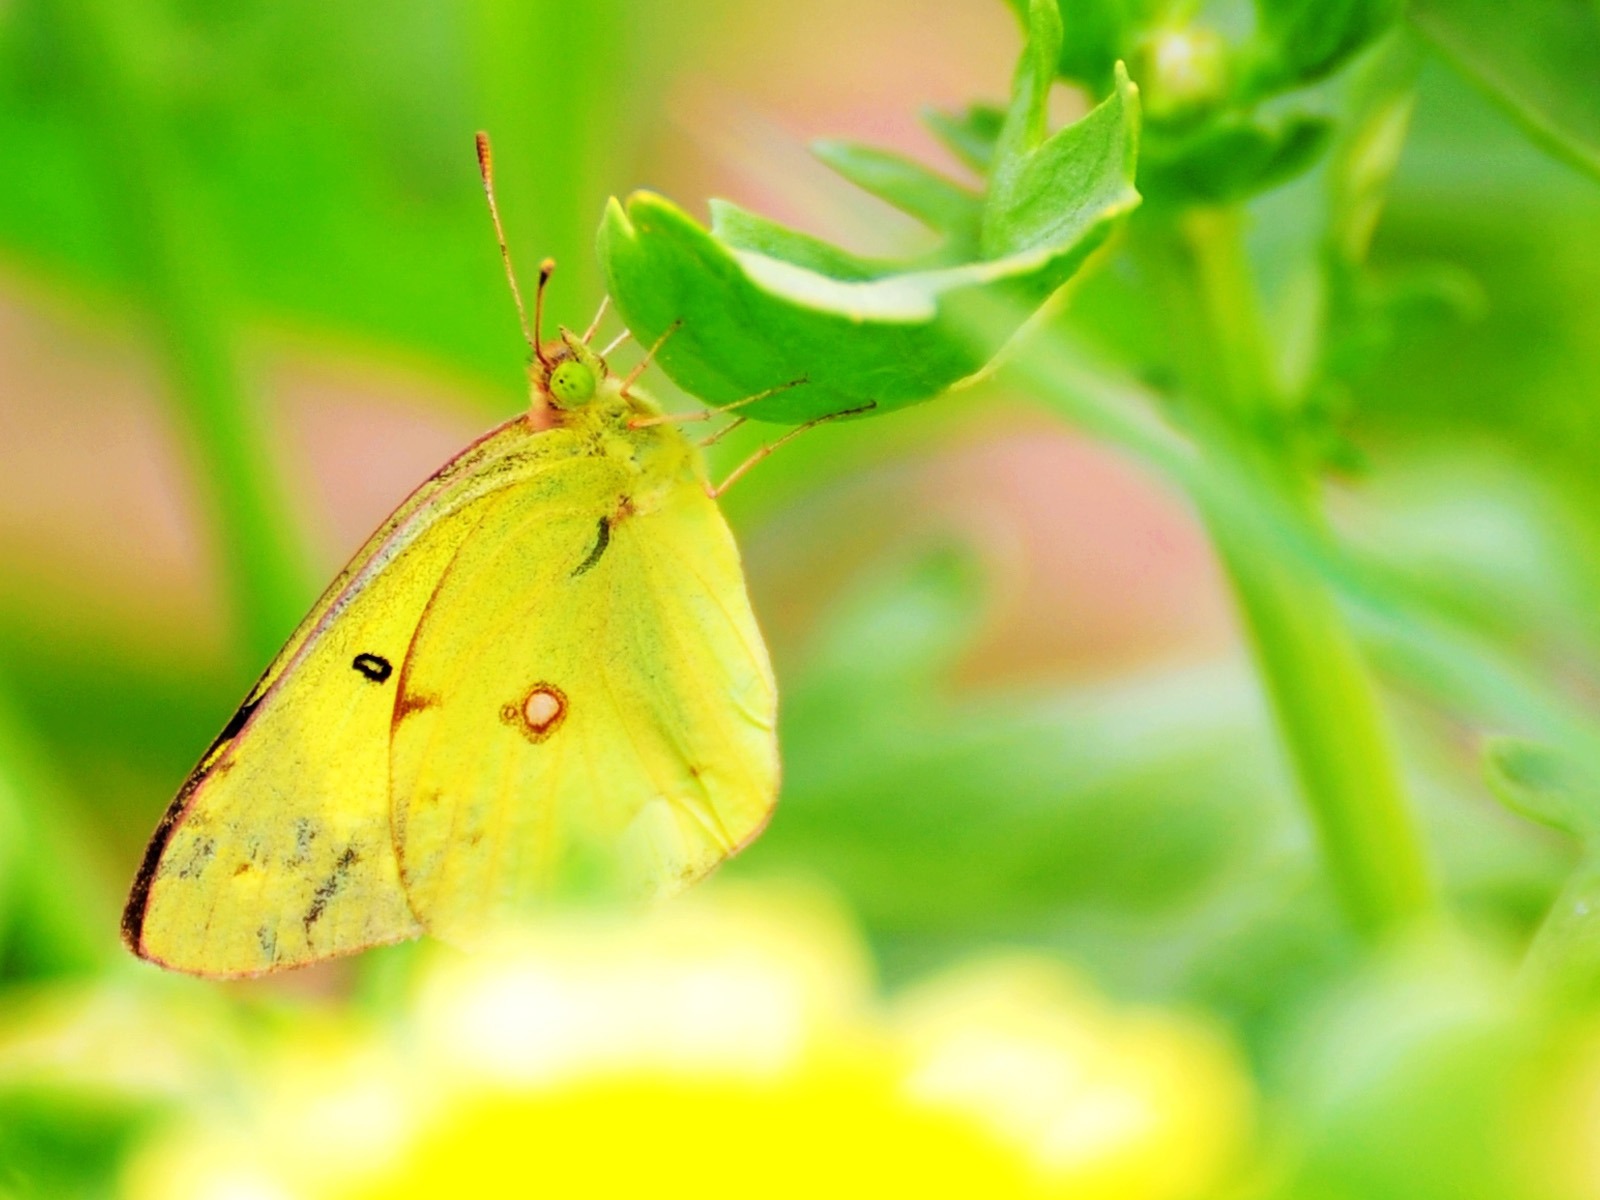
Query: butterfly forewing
124,418,554,976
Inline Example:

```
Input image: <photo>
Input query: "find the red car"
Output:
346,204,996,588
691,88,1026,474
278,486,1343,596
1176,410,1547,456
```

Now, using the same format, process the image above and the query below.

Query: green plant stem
50,0,313,668
1170,207,1435,939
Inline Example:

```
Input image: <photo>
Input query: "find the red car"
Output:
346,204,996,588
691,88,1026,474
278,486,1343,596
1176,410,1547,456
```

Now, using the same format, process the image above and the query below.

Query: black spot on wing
303,846,360,935
285,817,317,867
352,653,393,683
571,516,611,577
172,836,217,880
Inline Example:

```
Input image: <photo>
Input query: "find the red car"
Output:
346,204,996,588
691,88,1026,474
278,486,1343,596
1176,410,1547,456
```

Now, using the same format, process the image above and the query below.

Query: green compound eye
549,360,597,405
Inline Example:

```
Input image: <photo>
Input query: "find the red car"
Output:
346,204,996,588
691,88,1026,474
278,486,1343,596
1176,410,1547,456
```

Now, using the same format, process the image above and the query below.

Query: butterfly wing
124,417,558,976
390,456,779,942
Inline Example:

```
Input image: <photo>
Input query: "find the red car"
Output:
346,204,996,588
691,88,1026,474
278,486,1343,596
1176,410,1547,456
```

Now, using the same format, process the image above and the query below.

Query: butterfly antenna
475,131,550,369
534,257,556,367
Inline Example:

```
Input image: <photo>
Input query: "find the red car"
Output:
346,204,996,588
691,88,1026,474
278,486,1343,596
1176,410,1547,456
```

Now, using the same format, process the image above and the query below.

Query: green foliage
1269,944,1544,1200
1140,111,1332,207
0,1091,158,1200
1247,0,1404,94
1484,738,1600,1005
920,102,1008,173
747,549,1293,931
599,0,1140,424
994,0,1403,207
1486,737,1593,838
1412,0,1600,181
1003,0,1154,96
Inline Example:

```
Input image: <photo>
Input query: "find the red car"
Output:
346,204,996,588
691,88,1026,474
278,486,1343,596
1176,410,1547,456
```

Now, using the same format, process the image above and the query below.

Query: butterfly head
540,328,607,409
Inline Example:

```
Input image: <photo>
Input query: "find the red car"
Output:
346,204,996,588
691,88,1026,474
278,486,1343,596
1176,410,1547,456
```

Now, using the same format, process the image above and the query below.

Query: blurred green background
4,0,1600,1197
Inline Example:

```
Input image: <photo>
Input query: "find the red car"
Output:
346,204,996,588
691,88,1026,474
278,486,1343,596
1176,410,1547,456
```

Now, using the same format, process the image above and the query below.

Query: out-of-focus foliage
3,0,1600,1197
0,0,645,381
1002,0,1400,207
1411,0,1600,181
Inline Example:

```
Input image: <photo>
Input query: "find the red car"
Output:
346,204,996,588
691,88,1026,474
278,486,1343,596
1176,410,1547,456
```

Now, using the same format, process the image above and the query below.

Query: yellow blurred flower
122,886,1251,1200
894,958,1250,1199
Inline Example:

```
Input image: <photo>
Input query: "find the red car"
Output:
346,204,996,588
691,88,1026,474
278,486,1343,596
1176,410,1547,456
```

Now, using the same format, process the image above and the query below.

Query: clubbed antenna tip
475,130,547,366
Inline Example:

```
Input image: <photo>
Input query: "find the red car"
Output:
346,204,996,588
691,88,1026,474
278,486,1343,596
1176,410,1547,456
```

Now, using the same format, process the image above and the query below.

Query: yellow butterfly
122,136,780,977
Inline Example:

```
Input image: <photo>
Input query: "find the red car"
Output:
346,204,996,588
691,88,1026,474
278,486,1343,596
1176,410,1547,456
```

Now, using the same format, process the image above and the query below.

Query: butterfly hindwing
390,456,779,942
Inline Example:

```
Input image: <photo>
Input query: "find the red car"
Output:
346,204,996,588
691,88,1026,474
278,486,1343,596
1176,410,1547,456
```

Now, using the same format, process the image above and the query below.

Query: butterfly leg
698,416,747,448
619,321,683,395
630,378,807,430
709,403,877,497
581,294,611,344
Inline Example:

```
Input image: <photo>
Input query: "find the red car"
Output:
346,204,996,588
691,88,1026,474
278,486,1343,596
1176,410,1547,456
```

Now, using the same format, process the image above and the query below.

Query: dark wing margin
121,686,266,953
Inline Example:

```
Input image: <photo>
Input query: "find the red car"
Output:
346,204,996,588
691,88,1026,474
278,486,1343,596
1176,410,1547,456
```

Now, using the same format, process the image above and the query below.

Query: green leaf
598,0,1141,424
984,15,1137,259
1056,0,1139,94
1004,0,1153,95
1411,0,1600,181
920,102,1007,174
707,201,887,281
1002,0,1068,161
1484,736,1596,838
809,140,981,246
1247,0,1403,94
1140,112,1332,205
1482,743,1600,1009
